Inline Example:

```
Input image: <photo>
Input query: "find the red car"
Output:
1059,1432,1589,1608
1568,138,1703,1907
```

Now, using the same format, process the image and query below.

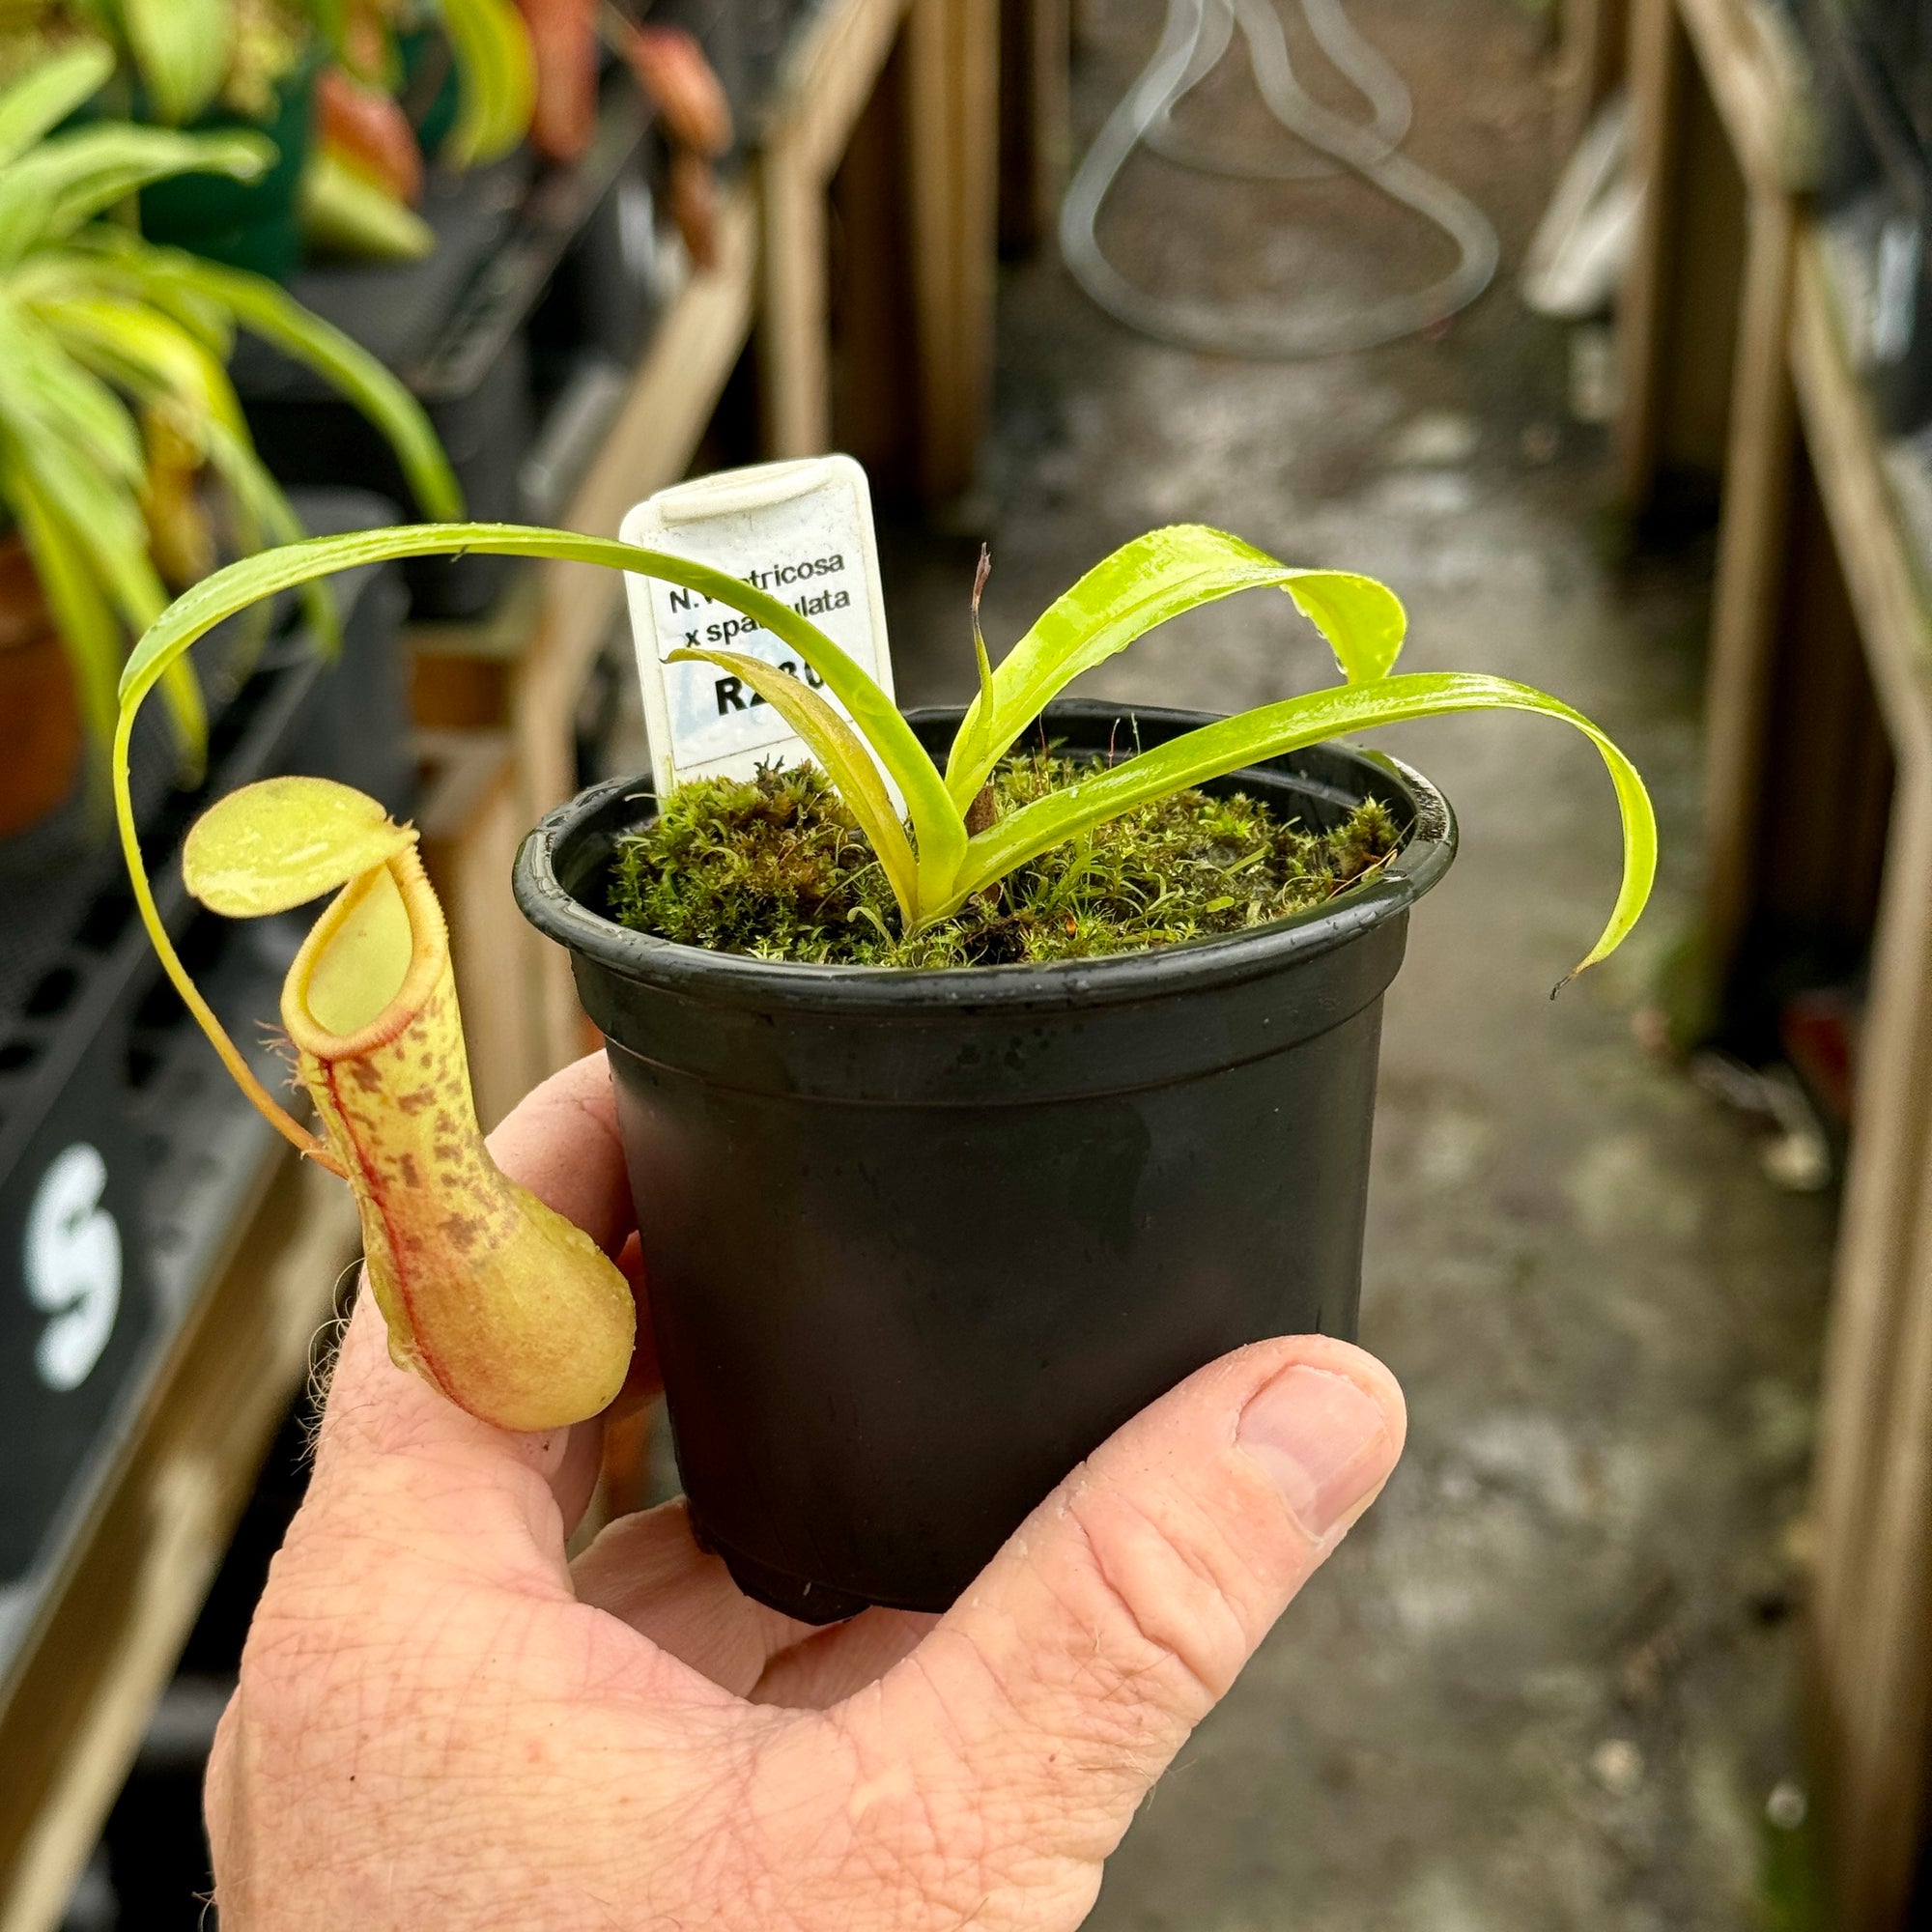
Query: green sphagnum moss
609,753,1402,967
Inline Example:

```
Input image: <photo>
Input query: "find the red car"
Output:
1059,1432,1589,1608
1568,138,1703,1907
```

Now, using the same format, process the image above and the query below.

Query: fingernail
1236,1365,1394,1536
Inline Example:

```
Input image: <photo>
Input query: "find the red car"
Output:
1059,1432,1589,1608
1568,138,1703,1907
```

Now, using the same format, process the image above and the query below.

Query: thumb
852,1336,1404,1869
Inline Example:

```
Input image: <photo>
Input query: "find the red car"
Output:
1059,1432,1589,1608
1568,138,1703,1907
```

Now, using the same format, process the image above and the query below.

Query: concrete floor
877,1,1837,1923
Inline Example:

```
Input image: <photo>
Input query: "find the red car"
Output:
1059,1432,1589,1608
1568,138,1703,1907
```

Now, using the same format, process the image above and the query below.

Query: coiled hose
1061,0,1499,356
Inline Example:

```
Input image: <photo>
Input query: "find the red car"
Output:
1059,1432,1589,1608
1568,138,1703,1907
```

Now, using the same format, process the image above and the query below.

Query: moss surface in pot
607,750,1406,967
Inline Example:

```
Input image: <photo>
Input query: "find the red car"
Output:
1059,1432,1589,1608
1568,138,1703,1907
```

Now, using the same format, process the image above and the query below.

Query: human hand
207,1053,1406,1930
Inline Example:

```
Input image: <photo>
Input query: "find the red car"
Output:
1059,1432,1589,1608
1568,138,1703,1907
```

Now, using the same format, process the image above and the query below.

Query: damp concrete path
878,1,1834,1923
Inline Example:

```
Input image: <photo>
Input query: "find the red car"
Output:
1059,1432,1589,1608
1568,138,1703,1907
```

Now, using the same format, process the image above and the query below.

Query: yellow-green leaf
945,526,1406,808
121,245,462,520
115,520,965,905
0,43,116,169
947,670,1656,979
437,0,537,164
121,0,233,124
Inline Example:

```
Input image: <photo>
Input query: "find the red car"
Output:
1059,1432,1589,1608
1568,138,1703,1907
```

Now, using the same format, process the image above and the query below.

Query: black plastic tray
0,490,406,1603
232,88,655,619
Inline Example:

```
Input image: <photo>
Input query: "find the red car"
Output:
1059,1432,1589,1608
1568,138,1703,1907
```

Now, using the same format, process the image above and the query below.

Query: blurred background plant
0,40,458,836
0,0,539,277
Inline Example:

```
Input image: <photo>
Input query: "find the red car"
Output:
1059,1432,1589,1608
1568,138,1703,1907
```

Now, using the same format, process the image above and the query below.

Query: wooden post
757,0,910,462
1616,1,1932,1905
760,152,832,459
1616,0,1752,518
760,0,998,501
999,0,1069,254
1698,186,1798,993
1615,0,1688,509
1814,771,1932,1928
905,0,1000,501
1556,0,1630,156
1786,235,1932,1929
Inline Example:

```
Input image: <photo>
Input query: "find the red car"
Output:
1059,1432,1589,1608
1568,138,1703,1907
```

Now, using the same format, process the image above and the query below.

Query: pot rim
513,699,1457,1015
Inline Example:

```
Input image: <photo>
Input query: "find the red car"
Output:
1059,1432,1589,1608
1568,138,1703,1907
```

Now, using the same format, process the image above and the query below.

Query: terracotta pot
0,540,82,838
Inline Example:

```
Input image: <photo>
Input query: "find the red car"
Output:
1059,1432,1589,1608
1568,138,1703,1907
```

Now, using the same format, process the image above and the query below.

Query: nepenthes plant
115,518,1656,1432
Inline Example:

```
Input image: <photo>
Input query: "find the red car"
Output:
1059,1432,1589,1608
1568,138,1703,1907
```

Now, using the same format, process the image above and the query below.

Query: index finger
483,1047,639,1257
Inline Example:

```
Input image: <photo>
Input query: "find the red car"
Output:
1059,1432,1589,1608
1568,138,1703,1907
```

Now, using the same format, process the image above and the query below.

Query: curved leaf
668,647,918,921
27,244,235,354
0,287,146,485
31,287,235,424
0,127,271,261
945,525,1406,807
0,43,117,169
0,296,206,761
3,290,190,611
116,521,965,903
8,459,125,781
11,453,207,779
31,287,340,664
114,245,463,520
946,671,1656,979
437,0,537,164
120,0,233,125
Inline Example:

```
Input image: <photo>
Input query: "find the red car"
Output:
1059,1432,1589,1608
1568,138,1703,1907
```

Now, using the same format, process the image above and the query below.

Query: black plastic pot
514,701,1456,1621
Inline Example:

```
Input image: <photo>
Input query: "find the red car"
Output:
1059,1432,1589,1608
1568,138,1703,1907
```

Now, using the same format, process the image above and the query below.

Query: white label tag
619,454,895,790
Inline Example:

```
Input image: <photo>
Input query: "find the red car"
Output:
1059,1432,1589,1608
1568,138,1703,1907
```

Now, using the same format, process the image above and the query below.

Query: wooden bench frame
1617,0,1932,1918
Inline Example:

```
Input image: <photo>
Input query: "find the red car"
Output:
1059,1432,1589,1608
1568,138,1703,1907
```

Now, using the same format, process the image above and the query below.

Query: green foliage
110,0,233,124
303,0,539,164
0,41,114,161
114,517,1658,985
57,0,532,160
610,756,1403,968
432,0,536,164
667,525,1655,980
939,526,1407,810
0,52,458,782
92,232,461,520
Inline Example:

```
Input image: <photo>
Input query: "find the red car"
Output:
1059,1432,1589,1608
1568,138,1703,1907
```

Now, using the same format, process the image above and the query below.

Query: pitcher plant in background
114,518,1658,1431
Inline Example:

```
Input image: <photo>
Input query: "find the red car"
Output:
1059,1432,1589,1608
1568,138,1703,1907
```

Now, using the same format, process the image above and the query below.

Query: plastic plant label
620,454,895,789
